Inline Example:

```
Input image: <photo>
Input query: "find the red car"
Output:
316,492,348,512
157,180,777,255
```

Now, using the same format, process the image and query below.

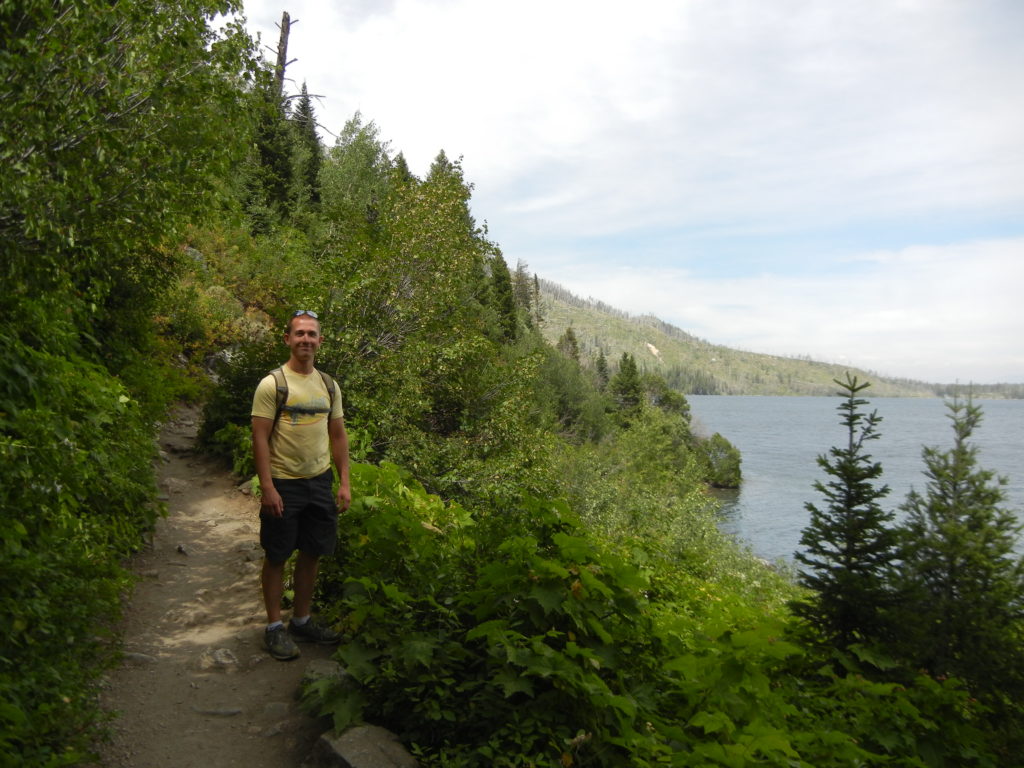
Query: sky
234,0,1024,384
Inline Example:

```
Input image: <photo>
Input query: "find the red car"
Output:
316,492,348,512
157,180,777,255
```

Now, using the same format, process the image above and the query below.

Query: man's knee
296,550,321,565
262,558,286,578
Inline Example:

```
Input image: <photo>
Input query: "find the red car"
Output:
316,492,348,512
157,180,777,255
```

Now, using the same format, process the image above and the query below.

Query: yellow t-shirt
251,367,344,480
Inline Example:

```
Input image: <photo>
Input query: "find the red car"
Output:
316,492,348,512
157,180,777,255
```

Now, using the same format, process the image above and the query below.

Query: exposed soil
92,405,335,767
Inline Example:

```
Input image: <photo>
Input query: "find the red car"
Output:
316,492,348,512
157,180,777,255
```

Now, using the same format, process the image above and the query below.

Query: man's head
284,310,322,367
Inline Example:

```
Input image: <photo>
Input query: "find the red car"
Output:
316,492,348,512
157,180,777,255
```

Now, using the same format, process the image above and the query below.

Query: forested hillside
3,4,1024,766
537,280,1021,398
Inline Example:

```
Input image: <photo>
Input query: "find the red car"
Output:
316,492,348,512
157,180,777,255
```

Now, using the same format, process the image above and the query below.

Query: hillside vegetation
538,279,1022,398
3,4,1024,767
538,281,930,396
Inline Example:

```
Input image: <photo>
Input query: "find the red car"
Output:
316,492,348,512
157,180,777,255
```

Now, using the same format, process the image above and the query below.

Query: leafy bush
309,462,669,766
693,432,742,489
0,0,262,760
0,337,159,765
302,460,1001,767
198,332,283,451
208,422,256,477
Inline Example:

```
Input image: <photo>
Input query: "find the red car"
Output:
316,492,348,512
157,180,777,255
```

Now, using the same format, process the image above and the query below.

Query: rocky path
93,406,335,767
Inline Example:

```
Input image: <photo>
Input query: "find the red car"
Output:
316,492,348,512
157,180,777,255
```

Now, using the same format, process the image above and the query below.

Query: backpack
270,366,337,436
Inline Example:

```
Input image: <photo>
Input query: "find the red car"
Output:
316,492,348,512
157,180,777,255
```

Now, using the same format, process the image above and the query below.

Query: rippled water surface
687,395,1024,562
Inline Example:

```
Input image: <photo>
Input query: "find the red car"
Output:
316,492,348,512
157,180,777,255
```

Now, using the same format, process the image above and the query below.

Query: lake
687,395,1024,563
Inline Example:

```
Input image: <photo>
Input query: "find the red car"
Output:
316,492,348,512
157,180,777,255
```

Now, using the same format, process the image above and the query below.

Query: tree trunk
275,11,291,99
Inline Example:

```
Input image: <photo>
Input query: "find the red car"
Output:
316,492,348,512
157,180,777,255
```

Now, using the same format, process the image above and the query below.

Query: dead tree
273,11,296,100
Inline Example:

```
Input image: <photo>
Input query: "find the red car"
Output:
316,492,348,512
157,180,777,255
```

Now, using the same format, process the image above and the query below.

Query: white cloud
242,0,1024,230
236,0,1024,383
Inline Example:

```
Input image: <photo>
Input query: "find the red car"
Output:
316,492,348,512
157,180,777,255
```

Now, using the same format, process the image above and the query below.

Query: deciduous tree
0,1,261,758
2,0,261,350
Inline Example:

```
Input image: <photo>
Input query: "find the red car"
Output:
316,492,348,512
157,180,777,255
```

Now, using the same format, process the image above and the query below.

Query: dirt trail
94,405,334,767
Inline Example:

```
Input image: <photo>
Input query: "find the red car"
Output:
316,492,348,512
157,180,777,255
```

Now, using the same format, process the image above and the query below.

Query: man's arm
328,416,351,511
252,416,284,517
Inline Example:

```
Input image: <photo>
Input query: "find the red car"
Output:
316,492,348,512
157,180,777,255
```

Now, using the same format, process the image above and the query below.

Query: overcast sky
236,0,1024,384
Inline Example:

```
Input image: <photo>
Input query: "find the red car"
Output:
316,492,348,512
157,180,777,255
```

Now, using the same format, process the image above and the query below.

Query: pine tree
556,326,580,362
793,374,898,649
595,350,609,391
393,152,415,184
512,260,533,326
532,273,544,326
609,352,643,420
488,251,518,342
290,81,322,207
894,396,1024,705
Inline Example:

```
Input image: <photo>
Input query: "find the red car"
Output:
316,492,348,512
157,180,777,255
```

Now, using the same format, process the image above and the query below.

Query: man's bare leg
262,558,286,624
292,550,320,620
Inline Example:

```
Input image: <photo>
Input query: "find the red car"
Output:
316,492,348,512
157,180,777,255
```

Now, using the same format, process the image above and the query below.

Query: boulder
304,725,418,768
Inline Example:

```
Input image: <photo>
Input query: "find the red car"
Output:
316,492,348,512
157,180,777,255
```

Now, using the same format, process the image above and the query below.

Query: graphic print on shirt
283,392,331,426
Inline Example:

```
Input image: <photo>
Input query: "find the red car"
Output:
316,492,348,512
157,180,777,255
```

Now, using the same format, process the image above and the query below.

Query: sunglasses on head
292,309,318,319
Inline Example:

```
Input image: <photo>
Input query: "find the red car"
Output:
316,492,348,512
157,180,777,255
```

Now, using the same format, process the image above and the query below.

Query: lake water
687,395,1024,563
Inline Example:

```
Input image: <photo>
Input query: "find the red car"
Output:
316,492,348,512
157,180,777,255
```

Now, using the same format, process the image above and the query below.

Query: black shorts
260,469,338,563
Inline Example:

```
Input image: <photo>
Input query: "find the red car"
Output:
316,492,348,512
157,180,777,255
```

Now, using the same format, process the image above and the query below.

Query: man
251,309,351,660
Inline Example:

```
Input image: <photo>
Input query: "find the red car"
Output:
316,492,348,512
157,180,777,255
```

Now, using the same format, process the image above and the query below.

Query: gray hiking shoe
288,617,341,645
264,624,300,660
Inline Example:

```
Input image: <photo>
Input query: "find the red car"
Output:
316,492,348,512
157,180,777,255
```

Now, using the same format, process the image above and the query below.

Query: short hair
286,313,321,334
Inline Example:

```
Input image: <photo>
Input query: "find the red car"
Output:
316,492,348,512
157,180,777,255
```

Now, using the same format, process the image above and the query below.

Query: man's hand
336,483,351,513
251,416,282,516
260,485,285,518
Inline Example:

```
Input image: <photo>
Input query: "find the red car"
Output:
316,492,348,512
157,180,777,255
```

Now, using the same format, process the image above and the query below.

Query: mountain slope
537,280,937,397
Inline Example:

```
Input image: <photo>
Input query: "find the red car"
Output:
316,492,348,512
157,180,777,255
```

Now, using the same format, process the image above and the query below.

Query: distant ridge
537,278,940,397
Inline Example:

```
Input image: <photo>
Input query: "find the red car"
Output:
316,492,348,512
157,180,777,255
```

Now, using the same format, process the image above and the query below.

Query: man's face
284,316,322,362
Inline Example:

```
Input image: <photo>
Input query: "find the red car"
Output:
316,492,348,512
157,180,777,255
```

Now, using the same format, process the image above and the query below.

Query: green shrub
303,459,1006,767
208,422,255,477
0,336,159,765
198,332,282,450
308,462,668,766
694,432,742,489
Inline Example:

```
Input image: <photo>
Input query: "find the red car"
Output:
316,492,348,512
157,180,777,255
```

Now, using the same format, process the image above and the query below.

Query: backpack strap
270,367,288,437
317,369,337,415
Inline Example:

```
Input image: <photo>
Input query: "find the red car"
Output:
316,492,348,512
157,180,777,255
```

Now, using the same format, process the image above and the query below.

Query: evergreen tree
793,375,898,650
532,273,544,326
488,251,518,342
894,396,1024,707
556,327,580,362
426,150,478,235
393,152,416,184
512,260,534,326
609,352,643,420
290,81,322,207
241,84,294,232
595,350,609,391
